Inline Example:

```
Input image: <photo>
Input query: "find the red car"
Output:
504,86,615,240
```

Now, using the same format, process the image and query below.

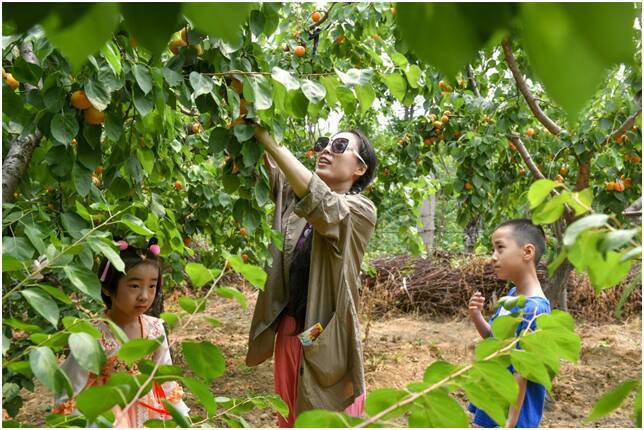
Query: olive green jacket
245,156,377,414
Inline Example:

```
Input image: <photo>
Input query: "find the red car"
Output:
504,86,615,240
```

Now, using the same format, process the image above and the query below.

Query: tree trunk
544,260,573,311
463,215,482,253
2,41,43,203
419,192,437,258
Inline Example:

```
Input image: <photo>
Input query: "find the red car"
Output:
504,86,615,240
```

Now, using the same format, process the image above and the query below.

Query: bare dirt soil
16,284,642,428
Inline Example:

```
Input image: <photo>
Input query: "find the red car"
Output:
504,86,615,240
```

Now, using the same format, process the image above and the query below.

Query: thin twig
600,110,641,145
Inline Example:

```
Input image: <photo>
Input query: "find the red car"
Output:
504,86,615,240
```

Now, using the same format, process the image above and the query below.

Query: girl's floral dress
53,314,189,427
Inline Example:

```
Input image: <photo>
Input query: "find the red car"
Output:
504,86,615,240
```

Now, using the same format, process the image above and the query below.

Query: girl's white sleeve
54,353,89,409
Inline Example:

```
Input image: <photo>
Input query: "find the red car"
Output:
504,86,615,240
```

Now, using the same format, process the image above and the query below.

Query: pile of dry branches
360,252,641,322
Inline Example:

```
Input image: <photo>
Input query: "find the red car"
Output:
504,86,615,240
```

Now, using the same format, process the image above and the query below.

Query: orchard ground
17,280,641,428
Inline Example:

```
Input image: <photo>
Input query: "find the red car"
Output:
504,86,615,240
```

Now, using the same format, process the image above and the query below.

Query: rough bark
419,192,437,257
463,215,482,253
2,41,43,203
466,64,481,97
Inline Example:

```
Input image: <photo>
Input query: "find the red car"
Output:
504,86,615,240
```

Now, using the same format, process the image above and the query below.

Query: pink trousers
274,315,365,427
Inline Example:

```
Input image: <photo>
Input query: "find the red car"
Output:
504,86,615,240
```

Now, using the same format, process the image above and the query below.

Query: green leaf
68,332,106,375
119,214,153,235
122,3,181,57
183,377,217,416
599,229,638,254
104,111,123,142
181,341,225,382
267,395,289,419
161,400,191,427
133,64,153,95
585,379,640,423
510,349,553,391
29,347,72,397
588,251,633,293
409,390,470,428
537,310,575,331
620,246,642,263
320,76,338,106
183,2,253,43
234,124,255,142
248,74,272,110
189,72,213,98
88,237,125,273
160,312,180,330
475,337,506,361
473,361,519,406
133,86,154,117
12,56,43,85
301,80,326,104
528,179,558,209
42,3,120,70
50,113,79,145
568,188,594,216
423,360,458,385
185,262,214,288
463,379,508,426
335,68,373,87
101,318,129,344
226,255,267,290
491,314,523,339
20,288,59,328
532,192,568,225
294,410,353,427
520,3,635,120
563,214,609,247
355,85,376,116
405,64,422,89
397,3,512,78
37,285,72,305
100,41,122,75
63,316,102,339
118,337,163,367
634,386,642,428
23,223,46,255
63,265,102,301
497,295,526,310
178,296,205,314
215,286,247,310
84,79,110,111
76,385,124,423
548,249,568,277
365,388,410,420
271,67,300,91
380,73,407,103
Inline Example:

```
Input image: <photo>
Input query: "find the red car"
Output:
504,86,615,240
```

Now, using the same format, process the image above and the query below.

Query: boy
467,219,551,428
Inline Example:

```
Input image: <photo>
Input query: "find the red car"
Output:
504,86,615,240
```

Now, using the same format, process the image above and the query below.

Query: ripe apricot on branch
527,127,535,137
191,122,202,134
441,115,449,124
239,227,247,237
169,38,187,54
4,73,19,90
174,180,183,191
335,35,346,44
84,107,105,125
559,165,568,176
433,121,442,130
554,174,564,183
311,11,321,23
180,28,189,43
294,45,306,57
464,182,473,190
241,253,249,263
306,149,315,159
615,134,626,145
423,137,433,145
71,90,92,110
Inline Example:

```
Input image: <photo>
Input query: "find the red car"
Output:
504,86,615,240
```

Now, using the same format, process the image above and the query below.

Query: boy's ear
523,243,536,261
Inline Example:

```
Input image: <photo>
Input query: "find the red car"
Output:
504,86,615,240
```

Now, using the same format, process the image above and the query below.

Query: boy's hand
468,291,485,318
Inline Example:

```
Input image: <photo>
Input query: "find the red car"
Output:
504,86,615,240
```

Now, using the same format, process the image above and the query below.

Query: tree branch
507,133,545,179
466,64,481,97
601,110,641,145
306,2,338,32
502,38,563,136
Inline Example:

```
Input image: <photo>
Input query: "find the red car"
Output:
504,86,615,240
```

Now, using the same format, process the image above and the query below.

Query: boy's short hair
495,218,546,266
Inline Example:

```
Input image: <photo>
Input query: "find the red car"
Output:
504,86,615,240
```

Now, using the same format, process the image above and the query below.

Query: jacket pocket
301,313,348,388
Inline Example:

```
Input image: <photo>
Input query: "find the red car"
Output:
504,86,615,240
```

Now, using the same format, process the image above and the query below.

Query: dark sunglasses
314,137,366,165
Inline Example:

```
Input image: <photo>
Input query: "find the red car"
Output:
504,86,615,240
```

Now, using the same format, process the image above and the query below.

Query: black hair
98,237,163,309
347,129,378,194
494,218,546,267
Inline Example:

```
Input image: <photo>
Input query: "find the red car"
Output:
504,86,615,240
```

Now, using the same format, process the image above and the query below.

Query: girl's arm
255,127,312,198
505,374,528,427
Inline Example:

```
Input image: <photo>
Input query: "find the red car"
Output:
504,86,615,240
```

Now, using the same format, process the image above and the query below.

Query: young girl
53,238,189,427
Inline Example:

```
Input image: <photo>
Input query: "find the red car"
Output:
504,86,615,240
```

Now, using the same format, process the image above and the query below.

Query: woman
246,127,378,427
